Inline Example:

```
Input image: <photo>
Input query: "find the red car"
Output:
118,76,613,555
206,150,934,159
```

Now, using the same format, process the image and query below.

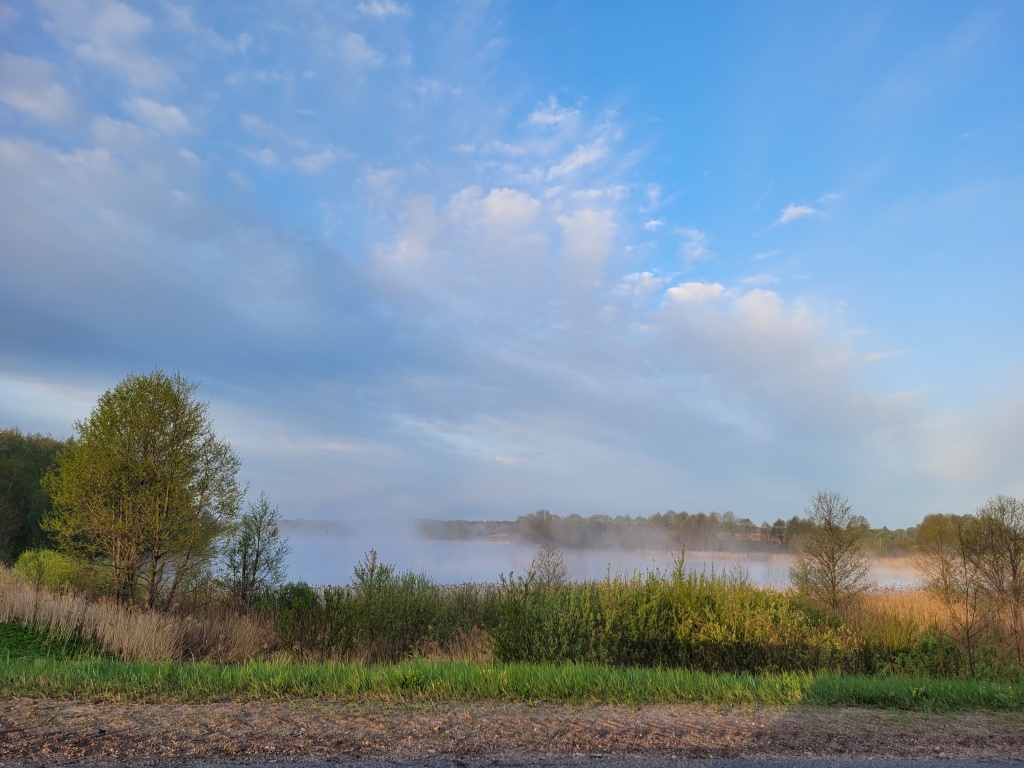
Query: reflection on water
285,532,923,589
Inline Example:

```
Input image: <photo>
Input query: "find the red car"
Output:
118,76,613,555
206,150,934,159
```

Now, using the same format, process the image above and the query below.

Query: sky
1,0,1022,530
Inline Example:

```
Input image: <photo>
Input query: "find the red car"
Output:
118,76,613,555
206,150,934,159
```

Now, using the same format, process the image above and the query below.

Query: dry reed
0,566,276,662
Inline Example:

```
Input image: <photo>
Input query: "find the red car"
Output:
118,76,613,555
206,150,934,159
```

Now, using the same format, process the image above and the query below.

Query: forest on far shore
416,508,917,557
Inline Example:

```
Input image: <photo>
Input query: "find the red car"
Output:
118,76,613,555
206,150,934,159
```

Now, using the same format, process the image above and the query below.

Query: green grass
2,652,1023,710
0,621,101,660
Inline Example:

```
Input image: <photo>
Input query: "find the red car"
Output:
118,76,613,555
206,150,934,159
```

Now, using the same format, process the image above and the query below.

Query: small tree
914,513,989,674
789,490,874,611
222,491,291,611
43,369,243,608
971,495,1024,664
527,544,568,589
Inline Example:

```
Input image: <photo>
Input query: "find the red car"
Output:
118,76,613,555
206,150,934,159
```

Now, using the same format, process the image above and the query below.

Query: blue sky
1,0,1021,529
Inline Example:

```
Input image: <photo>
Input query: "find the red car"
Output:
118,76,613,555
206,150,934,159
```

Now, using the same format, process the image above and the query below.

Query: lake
283,529,923,589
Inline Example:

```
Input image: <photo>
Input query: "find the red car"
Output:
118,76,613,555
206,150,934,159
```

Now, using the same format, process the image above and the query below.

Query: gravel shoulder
2,698,1023,765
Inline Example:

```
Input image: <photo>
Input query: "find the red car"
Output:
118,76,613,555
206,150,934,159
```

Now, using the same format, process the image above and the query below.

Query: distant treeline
0,428,67,563
418,509,918,556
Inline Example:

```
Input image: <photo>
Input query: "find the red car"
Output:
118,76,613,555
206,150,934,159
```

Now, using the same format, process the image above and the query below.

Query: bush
14,548,81,592
491,563,856,673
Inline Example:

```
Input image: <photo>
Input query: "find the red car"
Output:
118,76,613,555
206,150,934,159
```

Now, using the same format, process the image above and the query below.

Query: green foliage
1,654,1023,709
14,548,81,592
0,428,66,563
492,564,855,673
790,490,874,610
43,369,243,609
0,621,100,660
221,491,290,612
261,552,502,663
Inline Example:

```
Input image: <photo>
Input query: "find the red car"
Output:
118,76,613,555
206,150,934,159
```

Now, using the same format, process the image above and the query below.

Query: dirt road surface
1,698,1022,765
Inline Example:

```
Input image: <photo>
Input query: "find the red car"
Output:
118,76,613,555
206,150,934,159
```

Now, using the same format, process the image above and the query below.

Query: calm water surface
284,531,921,589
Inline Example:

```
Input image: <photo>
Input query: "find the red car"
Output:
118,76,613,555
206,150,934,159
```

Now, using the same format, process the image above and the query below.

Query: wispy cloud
357,0,411,18
774,203,818,226
548,138,607,178
740,273,780,286
528,96,580,128
295,148,342,173
338,32,386,69
123,97,189,134
244,147,279,167
0,53,74,122
38,0,177,88
678,227,711,263
644,219,664,232
162,3,233,51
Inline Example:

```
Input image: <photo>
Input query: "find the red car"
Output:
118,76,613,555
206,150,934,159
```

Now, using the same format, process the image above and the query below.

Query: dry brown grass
0,565,277,662
840,587,949,653
413,626,495,664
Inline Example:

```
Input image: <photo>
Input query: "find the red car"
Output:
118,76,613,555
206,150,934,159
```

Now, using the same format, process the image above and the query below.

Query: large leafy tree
789,490,874,611
43,369,243,608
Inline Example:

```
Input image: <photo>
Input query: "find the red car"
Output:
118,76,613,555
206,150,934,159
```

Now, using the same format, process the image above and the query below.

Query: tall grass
0,566,274,662
3,551,1022,682
2,655,1022,710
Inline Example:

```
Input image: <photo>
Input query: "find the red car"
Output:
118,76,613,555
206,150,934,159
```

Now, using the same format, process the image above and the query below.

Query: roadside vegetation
1,368,1023,711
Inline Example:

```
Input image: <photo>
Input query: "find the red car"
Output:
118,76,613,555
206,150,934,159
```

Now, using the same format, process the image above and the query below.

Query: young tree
43,369,243,608
789,490,874,611
914,513,989,674
221,491,291,611
971,495,1024,663
528,543,568,589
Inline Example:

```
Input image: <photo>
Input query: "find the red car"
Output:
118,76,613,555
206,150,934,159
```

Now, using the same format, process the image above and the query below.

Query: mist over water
283,525,923,589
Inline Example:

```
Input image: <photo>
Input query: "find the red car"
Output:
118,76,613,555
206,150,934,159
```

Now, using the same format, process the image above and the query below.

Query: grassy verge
2,654,1023,710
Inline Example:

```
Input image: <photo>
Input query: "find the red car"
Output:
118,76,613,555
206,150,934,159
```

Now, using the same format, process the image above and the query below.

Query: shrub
14,548,81,592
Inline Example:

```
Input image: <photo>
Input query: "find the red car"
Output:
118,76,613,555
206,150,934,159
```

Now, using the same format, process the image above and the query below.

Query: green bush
14,548,81,592
262,553,502,663
491,565,857,673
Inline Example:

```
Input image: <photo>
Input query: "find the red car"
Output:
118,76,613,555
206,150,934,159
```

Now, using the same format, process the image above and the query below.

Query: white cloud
818,192,842,204
863,350,903,363
236,32,253,54
557,208,615,277
483,140,527,157
548,138,607,178
665,281,726,303
357,0,411,18
740,273,780,286
528,96,580,128
476,187,542,232
339,32,385,69
775,203,819,225
0,4,19,29
753,249,781,261
644,219,664,232
123,97,190,134
615,271,664,302
363,167,403,208
244,147,279,167
162,3,232,51
295,148,340,173
0,53,74,122
239,113,294,145
37,0,177,88
678,227,711,263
